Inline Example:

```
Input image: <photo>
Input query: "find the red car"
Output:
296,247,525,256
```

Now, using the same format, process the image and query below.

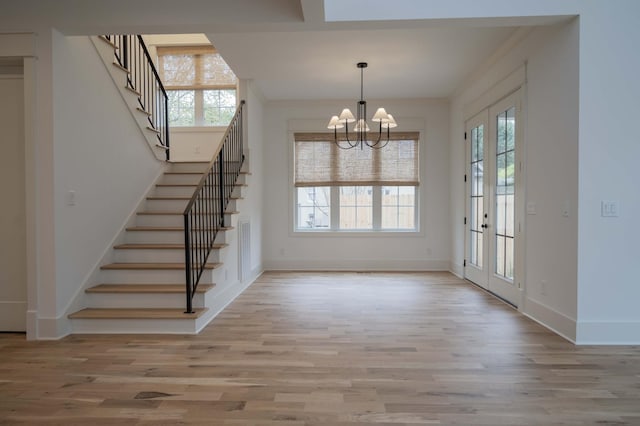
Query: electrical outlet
67,190,76,206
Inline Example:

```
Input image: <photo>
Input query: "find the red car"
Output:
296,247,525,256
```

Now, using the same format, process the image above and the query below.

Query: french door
464,90,521,306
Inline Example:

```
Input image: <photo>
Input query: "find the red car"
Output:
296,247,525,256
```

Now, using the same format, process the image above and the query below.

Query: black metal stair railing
104,35,170,160
183,100,245,313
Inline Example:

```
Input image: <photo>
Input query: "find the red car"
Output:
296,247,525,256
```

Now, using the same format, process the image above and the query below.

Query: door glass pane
469,125,484,267
495,107,516,280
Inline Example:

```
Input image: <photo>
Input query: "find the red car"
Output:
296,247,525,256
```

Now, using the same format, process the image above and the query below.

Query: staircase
69,161,250,333
68,34,250,334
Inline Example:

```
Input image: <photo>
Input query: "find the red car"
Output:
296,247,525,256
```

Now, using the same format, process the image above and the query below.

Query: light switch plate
601,200,619,217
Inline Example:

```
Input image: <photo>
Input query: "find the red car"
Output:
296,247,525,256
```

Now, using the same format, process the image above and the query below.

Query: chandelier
327,62,397,149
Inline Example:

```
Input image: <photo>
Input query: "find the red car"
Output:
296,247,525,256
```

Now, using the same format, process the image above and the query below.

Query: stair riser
101,268,213,284
160,174,203,185
152,186,244,199
70,318,200,334
136,214,235,228
161,173,246,185
126,230,185,244
169,163,209,173
153,186,198,197
113,249,221,263
146,198,240,212
136,214,185,227
144,199,189,212
85,292,205,309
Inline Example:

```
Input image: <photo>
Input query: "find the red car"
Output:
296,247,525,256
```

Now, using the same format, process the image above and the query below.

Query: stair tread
101,262,222,270
168,161,209,164
69,308,208,320
137,211,239,216
125,226,234,231
114,243,228,250
146,196,243,200
86,283,215,294
163,171,250,175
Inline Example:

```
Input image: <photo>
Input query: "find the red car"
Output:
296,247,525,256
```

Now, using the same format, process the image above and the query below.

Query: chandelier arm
334,125,359,149
365,121,385,147
368,126,391,149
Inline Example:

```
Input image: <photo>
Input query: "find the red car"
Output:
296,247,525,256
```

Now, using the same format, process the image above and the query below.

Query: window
294,132,420,231
157,46,237,127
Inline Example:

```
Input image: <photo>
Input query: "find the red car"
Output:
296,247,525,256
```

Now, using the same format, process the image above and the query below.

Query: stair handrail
104,35,170,160
183,100,245,313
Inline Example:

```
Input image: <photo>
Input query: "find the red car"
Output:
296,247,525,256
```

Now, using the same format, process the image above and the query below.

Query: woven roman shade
157,46,237,90
294,132,420,187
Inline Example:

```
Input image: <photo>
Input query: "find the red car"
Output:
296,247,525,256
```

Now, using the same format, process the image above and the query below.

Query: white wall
450,21,580,340
576,1,640,343
0,75,27,331
169,127,225,162
245,82,265,275
52,34,164,332
263,98,450,271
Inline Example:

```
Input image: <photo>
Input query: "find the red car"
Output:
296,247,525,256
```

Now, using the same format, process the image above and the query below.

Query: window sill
292,229,422,237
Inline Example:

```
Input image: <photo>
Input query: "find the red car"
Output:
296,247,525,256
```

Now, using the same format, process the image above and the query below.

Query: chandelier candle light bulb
327,62,397,149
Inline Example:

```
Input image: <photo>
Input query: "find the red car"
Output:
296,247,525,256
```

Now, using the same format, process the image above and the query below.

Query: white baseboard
449,261,464,278
0,301,27,332
521,296,576,343
264,258,449,271
37,315,72,340
576,320,640,345
196,265,264,333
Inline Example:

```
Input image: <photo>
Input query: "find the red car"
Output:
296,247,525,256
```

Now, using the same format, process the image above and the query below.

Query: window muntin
495,107,516,279
295,185,417,232
157,46,237,127
381,186,416,229
340,186,373,229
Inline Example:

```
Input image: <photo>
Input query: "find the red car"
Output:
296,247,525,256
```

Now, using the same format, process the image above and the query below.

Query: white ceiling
208,26,517,100
202,0,567,101
0,0,572,101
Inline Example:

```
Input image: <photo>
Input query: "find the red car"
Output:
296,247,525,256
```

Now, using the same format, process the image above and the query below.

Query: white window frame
157,46,237,128
294,185,418,233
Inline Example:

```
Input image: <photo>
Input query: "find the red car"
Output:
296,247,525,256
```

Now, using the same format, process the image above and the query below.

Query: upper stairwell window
157,46,237,127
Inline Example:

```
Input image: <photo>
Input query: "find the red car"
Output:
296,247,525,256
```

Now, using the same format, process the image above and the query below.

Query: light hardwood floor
1,272,639,425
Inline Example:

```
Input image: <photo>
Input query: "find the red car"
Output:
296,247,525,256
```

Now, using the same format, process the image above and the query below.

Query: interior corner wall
51,33,164,332
576,1,640,344
262,98,450,271
450,20,580,341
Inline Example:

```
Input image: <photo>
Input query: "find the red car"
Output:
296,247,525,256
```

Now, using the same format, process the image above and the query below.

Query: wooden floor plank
2,271,640,424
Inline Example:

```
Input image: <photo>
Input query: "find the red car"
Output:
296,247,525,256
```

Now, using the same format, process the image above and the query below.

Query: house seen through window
294,132,420,231
157,46,237,127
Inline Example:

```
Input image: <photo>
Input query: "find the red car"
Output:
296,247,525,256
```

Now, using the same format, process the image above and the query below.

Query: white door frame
464,87,525,307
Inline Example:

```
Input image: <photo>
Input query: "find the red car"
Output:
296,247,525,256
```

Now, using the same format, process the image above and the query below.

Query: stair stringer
90,35,167,161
